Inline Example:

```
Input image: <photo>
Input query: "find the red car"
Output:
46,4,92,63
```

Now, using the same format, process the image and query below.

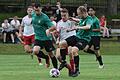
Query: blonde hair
77,6,87,13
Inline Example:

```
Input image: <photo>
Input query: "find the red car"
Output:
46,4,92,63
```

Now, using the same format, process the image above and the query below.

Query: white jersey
57,20,76,41
21,15,34,36
10,19,20,29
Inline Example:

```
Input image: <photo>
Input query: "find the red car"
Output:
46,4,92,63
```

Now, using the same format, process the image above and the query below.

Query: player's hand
46,29,50,36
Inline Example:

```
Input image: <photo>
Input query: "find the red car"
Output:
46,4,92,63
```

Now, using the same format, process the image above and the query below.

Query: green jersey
91,16,100,36
76,16,93,42
32,12,53,40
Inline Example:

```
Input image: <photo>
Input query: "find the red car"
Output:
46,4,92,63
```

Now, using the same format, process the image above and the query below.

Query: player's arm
76,24,91,30
69,17,80,23
45,15,57,35
74,18,93,30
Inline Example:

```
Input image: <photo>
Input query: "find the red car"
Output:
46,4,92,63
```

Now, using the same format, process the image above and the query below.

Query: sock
97,56,103,65
37,58,42,63
60,49,67,62
74,55,79,72
70,59,75,72
36,51,48,59
50,56,58,69
85,49,95,54
66,64,72,72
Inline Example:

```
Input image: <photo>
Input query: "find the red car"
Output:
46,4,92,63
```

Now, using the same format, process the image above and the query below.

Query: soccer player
19,6,46,66
59,6,93,77
84,7,104,68
55,8,76,76
32,3,58,69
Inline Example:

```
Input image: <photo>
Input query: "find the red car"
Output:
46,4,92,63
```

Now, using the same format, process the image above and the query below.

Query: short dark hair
34,3,41,8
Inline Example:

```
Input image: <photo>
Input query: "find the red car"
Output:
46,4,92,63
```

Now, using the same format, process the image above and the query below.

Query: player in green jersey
32,3,58,69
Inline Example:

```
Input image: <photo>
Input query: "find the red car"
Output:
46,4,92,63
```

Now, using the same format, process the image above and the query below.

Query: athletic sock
60,49,67,62
97,56,103,65
50,56,58,69
37,58,42,63
36,51,48,59
70,59,75,72
74,55,79,72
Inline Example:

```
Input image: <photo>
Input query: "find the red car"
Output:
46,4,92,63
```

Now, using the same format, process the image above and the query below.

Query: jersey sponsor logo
38,20,41,23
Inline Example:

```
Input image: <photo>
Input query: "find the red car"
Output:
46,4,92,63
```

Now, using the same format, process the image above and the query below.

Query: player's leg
33,40,50,67
93,36,104,68
56,47,62,63
83,38,95,54
68,46,75,76
45,40,58,69
72,46,80,77
72,40,88,77
58,40,68,70
56,46,73,76
30,35,43,65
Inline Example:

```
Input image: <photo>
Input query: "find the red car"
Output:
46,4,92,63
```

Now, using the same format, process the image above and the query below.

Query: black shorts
88,36,100,50
34,39,55,52
13,29,19,34
65,36,88,50
2,30,14,34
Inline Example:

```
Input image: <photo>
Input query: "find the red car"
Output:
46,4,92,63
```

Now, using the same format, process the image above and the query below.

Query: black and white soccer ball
49,68,60,78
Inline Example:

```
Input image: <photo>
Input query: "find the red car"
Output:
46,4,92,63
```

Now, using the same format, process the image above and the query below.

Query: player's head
4,19,8,23
77,6,88,18
33,3,42,15
88,7,95,16
27,6,33,16
13,16,18,20
60,8,69,21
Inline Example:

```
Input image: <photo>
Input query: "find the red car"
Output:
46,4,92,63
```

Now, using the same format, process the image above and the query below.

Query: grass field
0,55,120,80
0,41,120,80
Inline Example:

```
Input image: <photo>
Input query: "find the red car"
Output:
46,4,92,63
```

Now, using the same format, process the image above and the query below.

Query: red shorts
23,35,35,45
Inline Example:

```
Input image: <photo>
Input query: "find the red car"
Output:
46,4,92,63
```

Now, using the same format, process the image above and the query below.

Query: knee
72,47,79,56
33,46,40,54
59,40,67,49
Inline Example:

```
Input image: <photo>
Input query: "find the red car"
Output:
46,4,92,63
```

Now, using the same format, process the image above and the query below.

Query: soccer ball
49,68,60,77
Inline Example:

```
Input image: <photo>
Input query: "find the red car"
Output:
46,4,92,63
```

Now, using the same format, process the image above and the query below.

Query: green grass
0,41,120,80
0,55,120,80
0,40,120,55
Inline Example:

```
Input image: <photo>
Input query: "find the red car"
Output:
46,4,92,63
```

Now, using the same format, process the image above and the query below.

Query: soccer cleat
98,64,104,69
39,63,43,66
71,71,80,77
69,70,75,77
58,61,67,71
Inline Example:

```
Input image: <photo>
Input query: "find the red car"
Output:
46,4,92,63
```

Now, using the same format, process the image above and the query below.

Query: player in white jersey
19,6,50,67
54,8,76,77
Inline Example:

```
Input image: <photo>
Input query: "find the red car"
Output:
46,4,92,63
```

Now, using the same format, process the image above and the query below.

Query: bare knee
59,40,68,49
24,45,32,53
72,47,79,56
33,46,40,54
